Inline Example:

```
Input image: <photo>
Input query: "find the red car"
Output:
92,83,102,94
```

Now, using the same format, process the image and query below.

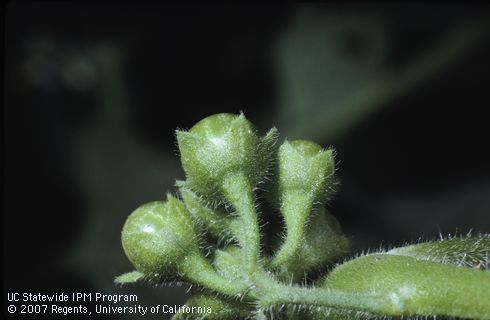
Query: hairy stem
270,191,313,270
222,173,260,273
181,252,248,297
251,271,389,314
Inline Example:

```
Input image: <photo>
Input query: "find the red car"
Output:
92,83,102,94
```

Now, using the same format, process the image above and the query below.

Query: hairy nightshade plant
116,112,490,320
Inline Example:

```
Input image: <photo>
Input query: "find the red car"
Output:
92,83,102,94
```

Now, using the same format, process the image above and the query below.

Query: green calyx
213,246,250,285
276,139,336,204
176,113,277,203
179,186,233,243
118,112,490,320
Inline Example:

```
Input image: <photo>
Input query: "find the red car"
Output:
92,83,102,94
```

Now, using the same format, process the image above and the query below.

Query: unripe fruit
176,113,277,202
121,196,200,279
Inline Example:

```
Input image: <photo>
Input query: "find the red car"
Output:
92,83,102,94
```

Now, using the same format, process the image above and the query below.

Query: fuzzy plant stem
250,271,387,314
270,192,313,269
222,173,260,272
180,252,249,297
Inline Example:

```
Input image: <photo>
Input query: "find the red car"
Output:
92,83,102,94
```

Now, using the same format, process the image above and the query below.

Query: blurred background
4,2,490,319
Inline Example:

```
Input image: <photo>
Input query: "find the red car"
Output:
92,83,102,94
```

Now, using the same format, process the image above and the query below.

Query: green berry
176,113,277,202
121,195,200,279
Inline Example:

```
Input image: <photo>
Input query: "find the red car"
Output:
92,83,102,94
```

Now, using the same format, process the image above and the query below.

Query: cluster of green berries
118,113,490,320
119,113,350,315
121,113,346,281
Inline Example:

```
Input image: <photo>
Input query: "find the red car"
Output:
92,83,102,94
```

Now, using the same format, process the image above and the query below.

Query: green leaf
321,254,490,319
387,235,490,270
